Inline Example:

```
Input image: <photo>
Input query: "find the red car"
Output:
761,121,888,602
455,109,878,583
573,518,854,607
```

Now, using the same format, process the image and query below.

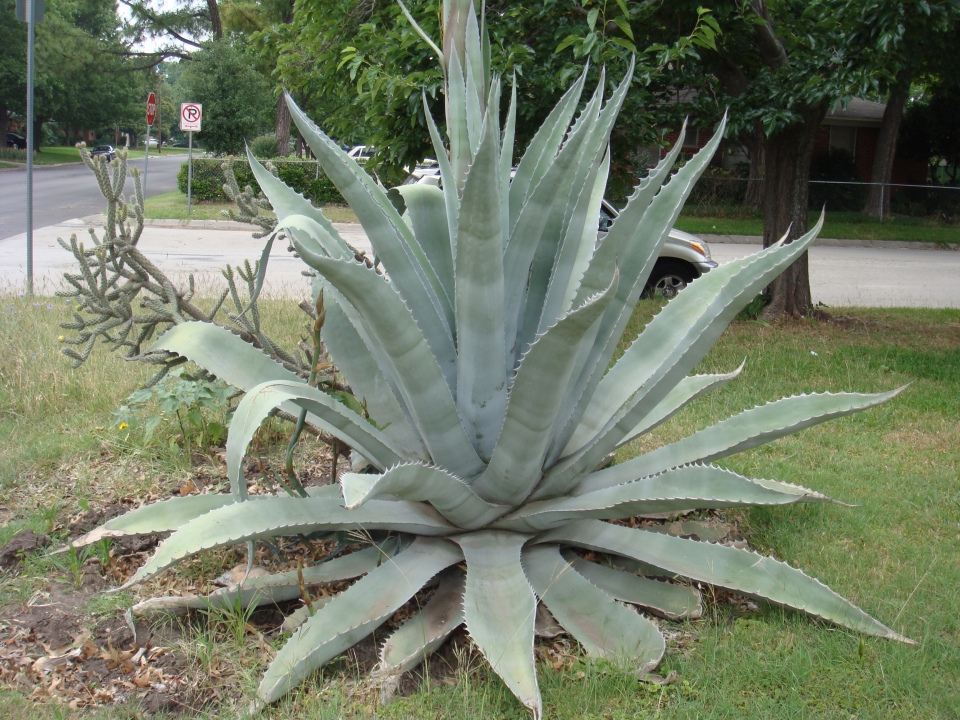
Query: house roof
824,97,886,126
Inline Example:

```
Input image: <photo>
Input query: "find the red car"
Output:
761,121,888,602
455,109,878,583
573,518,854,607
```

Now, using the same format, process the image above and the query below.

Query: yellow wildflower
118,422,129,430
58,335,65,342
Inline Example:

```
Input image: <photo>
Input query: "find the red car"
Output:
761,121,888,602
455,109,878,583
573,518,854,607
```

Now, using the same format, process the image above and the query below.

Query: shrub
177,158,345,204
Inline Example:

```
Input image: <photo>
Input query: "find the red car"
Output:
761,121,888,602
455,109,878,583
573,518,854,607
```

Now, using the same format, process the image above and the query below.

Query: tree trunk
207,0,223,40
742,121,765,211
862,69,912,218
0,104,8,145
275,94,291,157
760,104,827,319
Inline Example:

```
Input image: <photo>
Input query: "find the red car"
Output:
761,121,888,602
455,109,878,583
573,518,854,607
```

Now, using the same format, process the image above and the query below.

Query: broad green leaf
523,544,664,667
289,246,485,479
539,520,913,643
379,567,466,675
458,531,540,718
500,465,833,532
340,463,510,530
456,90,507,459
474,271,618,506
259,537,463,703
578,387,905,494
121,497,456,589
562,551,701,620
286,94,456,371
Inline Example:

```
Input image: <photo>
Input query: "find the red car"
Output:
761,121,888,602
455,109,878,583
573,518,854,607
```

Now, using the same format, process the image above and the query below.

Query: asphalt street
0,154,184,241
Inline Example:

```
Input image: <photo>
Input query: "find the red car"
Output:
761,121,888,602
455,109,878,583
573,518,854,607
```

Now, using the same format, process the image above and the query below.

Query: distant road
0,153,184,241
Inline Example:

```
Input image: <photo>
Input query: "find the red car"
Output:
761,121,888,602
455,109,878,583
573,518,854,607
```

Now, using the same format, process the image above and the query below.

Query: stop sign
146,92,156,126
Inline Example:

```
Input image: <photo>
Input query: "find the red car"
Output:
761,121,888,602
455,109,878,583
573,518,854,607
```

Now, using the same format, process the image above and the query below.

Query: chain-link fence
682,175,960,223
177,157,346,205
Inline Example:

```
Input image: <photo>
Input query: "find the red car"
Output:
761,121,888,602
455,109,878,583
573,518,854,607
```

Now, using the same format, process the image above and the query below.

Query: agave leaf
423,92,460,256
395,185,454,305
522,544,664,668
318,283,427,458
615,362,745,449
457,531,541,719
562,551,702,620
289,247,485,479
578,388,905,495
500,78,517,246
258,537,463,703
245,149,344,243
497,465,833,532
447,49,471,193
502,71,605,370
540,520,913,643
227,380,407,499
464,3,485,124
275,214,353,261
131,542,394,616
72,494,234,547
397,0,444,62
552,118,724,463
474,271,618,506
456,91,507,459
463,43,483,155
286,94,456,361
120,497,455,590
379,567,466,675
545,214,828,497
508,66,588,229
340,463,510,530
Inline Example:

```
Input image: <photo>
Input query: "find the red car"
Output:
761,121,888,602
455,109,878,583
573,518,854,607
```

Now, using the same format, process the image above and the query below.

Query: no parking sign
180,103,202,132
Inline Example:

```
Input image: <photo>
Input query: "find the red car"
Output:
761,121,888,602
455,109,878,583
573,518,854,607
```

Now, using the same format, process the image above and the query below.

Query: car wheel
645,259,696,299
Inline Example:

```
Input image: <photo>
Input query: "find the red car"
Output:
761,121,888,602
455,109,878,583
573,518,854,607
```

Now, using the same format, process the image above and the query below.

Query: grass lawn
0,146,83,165
0,297,957,718
143,189,357,223
675,210,960,244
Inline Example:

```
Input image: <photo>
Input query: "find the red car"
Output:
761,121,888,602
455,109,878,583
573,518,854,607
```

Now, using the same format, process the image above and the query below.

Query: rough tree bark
207,0,223,40
742,121,765,211
0,104,8,144
863,69,913,218
275,95,291,157
760,104,827,319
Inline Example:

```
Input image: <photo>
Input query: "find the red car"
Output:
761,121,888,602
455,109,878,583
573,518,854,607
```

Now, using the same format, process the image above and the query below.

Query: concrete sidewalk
1,216,958,307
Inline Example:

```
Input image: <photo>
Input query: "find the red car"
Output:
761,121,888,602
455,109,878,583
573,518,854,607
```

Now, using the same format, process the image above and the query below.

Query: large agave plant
78,1,910,715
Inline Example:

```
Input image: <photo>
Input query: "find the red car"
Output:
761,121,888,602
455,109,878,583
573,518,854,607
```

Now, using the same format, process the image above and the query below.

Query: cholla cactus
78,1,910,716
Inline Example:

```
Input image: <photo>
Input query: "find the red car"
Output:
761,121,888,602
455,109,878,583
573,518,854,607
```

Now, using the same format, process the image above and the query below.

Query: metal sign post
16,0,43,296
179,102,202,216
144,92,156,197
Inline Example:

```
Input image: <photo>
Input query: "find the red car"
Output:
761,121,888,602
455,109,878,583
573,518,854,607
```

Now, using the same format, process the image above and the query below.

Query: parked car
599,199,717,298
403,166,717,298
347,145,375,162
146,138,159,148
90,145,117,162
6,133,26,149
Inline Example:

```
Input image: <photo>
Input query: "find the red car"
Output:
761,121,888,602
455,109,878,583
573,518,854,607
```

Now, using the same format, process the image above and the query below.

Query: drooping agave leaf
340,463,510,530
474,271,618,506
562,551,702,620
379,567,466,675
544,215,828,498
458,531,541,718
540,520,913,643
317,281,427,458
496,464,833,532
130,542,394,616
226,380,407,499
120,497,455,589
395,185,454,305
288,245,485,479
508,66,588,230
615,363,745,449
577,387,905,495
258,537,463,703
455,90,507,459
522,544,664,668
72,494,235,547
286,94,456,357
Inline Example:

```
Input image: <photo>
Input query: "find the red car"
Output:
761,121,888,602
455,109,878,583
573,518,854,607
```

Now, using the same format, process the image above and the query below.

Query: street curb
698,233,959,251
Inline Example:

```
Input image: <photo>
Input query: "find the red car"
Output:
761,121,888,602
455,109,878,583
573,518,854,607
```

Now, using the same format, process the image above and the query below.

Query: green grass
675,210,960,244
0,146,83,165
0,298,958,718
143,189,358,223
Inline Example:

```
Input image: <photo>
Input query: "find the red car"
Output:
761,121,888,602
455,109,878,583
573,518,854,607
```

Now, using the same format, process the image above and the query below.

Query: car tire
644,259,697,299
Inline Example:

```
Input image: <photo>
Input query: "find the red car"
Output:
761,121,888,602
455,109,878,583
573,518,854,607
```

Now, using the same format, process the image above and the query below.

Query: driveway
1,219,958,308
0,154,184,241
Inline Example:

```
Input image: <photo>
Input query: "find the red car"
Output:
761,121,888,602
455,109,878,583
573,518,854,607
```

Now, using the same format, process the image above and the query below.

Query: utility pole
16,0,44,296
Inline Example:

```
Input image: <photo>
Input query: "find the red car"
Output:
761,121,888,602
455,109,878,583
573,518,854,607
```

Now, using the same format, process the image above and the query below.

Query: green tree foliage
178,36,274,155
899,83,960,184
